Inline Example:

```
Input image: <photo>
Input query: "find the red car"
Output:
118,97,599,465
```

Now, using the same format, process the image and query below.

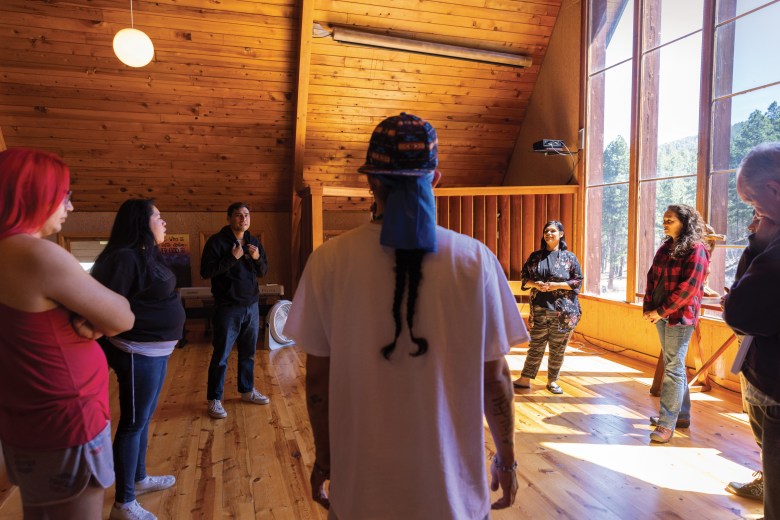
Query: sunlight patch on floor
689,391,723,402
508,348,642,375
721,411,750,425
511,404,650,435
544,442,756,494
561,354,642,374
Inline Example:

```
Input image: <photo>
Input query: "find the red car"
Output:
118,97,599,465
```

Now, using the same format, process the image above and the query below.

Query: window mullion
626,0,644,303
697,0,717,218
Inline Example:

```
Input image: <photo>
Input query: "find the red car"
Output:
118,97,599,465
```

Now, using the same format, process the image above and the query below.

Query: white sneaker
241,388,270,405
208,399,227,419
135,475,176,496
109,500,157,520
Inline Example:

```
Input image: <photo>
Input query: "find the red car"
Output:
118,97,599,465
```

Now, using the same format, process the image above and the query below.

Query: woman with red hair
0,148,134,519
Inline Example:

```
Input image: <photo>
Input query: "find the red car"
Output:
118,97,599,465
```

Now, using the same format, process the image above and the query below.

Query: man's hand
490,457,518,509
310,467,330,510
246,243,261,260
71,315,103,340
643,309,662,324
232,242,243,259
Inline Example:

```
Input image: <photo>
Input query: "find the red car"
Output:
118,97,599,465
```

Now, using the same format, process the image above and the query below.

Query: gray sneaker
135,475,176,496
208,399,227,419
109,500,157,520
726,471,763,501
241,389,270,405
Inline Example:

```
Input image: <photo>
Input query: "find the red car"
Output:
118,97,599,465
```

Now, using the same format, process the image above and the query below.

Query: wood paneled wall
304,0,559,190
0,0,299,212
0,1,563,213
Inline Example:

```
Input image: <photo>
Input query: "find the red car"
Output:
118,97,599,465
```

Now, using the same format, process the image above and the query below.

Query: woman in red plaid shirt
643,204,710,444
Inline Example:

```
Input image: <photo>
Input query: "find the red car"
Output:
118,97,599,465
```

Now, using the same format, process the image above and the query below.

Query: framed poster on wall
160,233,191,287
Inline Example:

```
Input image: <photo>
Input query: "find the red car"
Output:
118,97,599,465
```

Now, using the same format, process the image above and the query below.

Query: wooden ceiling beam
293,0,314,195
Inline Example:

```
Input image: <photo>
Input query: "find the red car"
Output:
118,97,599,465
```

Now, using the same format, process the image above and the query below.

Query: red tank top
0,302,110,450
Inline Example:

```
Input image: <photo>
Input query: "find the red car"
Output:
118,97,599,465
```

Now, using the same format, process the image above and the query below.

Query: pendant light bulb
113,0,154,67
113,28,154,67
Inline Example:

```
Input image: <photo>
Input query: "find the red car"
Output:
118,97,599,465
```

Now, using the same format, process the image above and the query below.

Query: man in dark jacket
201,202,269,419
724,212,764,501
724,142,780,520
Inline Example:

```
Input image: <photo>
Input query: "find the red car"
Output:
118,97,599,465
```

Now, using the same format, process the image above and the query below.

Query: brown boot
649,425,674,443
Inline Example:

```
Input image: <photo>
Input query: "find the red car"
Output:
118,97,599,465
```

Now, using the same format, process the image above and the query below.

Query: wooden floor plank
0,334,765,519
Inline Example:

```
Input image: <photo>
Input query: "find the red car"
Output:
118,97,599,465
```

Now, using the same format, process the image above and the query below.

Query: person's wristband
492,455,517,473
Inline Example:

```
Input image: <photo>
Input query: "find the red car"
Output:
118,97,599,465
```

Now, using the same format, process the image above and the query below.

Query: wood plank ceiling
0,0,561,212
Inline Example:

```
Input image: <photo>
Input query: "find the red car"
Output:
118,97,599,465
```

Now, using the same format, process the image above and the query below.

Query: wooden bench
177,285,286,345
508,281,531,322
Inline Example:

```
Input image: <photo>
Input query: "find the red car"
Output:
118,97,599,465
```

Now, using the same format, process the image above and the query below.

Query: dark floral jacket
521,249,583,331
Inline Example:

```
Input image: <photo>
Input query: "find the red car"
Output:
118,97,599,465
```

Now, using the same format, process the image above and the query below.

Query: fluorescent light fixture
319,24,531,68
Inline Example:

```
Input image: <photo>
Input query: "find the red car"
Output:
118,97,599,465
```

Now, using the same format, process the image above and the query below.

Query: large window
707,0,780,301
585,0,780,307
585,0,634,299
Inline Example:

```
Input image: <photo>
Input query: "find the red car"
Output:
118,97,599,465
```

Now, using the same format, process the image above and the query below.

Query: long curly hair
665,204,704,259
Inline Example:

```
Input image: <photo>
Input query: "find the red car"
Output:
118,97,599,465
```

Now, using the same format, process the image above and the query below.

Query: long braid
405,250,428,357
381,250,409,359
381,249,430,359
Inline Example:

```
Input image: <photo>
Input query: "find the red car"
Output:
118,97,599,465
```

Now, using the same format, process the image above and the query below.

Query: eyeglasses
63,190,73,206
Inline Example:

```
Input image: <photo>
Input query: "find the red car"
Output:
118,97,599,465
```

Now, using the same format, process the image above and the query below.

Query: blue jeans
655,319,694,430
741,373,765,448
103,346,169,503
207,303,260,401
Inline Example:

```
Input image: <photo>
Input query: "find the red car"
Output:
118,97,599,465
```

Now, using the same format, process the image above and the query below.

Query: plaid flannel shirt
643,241,710,326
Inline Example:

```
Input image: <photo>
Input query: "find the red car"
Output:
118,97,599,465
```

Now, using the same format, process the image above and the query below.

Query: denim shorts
3,422,114,506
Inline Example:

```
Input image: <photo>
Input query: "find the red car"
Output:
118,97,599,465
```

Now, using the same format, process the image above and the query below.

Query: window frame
583,0,717,304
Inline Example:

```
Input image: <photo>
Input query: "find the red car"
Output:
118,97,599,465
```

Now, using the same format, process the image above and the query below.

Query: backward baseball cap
358,113,438,176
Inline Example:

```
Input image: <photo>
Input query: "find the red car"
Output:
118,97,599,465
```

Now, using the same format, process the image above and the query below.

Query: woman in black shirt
513,221,583,394
92,199,185,520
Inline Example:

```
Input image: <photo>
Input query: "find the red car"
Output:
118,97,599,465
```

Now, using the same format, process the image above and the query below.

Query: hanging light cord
130,0,135,28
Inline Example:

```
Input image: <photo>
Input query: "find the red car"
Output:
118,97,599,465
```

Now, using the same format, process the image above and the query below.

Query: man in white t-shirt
285,113,528,520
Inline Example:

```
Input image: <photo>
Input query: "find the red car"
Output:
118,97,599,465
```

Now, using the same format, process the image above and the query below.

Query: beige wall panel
505,0,581,186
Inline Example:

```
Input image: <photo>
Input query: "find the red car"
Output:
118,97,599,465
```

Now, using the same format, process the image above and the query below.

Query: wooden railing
293,185,580,294
434,186,579,282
